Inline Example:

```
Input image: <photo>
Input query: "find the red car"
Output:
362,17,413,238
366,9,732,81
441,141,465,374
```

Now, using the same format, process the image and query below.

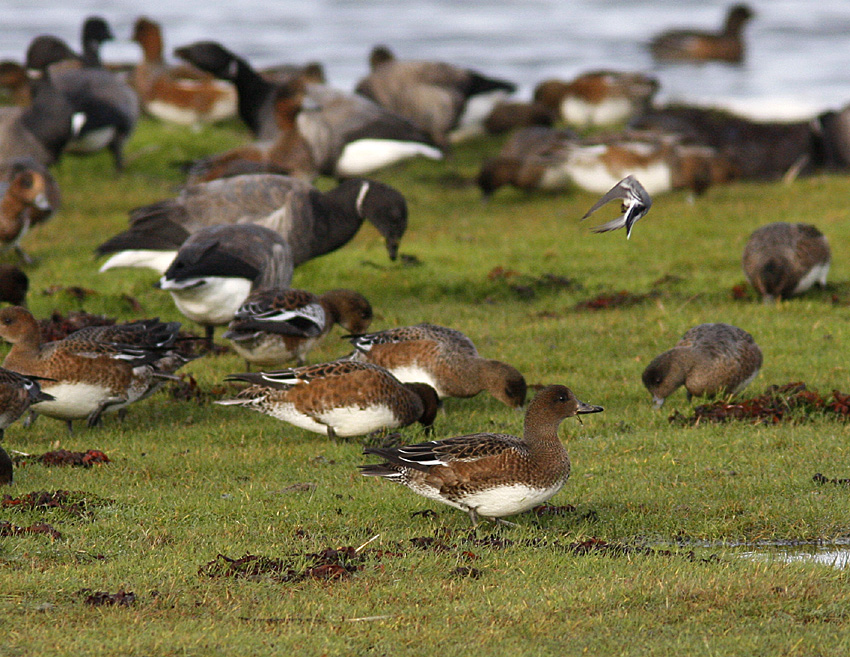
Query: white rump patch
335,139,443,177
99,250,178,274
161,276,252,325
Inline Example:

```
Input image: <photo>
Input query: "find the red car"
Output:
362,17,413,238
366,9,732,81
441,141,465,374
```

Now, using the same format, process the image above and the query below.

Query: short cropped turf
2,115,850,657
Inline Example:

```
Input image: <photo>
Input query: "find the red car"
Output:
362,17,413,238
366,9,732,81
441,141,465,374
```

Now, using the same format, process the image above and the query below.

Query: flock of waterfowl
0,5,841,523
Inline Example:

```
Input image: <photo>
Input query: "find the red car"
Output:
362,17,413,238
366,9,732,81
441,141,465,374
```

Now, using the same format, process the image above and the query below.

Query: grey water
3,0,850,120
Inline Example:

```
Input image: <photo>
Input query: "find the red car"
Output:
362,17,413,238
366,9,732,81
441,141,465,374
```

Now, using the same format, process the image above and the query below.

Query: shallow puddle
738,540,850,569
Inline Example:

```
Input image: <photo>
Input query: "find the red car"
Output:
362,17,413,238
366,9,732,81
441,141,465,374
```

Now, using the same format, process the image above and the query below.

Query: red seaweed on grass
668,382,850,426
1,490,113,518
37,449,110,467
574,290,654,311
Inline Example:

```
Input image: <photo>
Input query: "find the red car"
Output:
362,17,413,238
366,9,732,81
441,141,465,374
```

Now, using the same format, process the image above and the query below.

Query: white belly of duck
34,382,115,420
99,249,178,274
567,149,673,195
147,91,236,126
229,333,316,367
335,139,443,177
160,276,252,325
414,481,565,517
384,365,443,397
560,96,633,127
266,401,399,437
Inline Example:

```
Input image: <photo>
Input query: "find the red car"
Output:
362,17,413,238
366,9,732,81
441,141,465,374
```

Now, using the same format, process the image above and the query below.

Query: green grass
3,116,850,656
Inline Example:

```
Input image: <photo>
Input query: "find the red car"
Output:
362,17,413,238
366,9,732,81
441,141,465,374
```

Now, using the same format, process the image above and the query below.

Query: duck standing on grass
0,306,185,433
580,174,652,239
360,385,602,526
642,322,762,408
217,360,439,440
742,222,831,303
224,288,373,369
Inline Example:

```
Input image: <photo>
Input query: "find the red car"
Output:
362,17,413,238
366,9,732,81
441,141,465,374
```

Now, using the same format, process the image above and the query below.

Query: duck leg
86,397,126,427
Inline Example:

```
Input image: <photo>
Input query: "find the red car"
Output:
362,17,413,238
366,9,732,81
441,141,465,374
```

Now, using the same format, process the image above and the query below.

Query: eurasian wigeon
217,360,439,439
360,385,602,526
224,288,373,368
642,322,763,408
347,323,527,408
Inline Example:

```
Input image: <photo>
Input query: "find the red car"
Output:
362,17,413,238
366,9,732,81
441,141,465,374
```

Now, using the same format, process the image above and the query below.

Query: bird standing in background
580,175,652,239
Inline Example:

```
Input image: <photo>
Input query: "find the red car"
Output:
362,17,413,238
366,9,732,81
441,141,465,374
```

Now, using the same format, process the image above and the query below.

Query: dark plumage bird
0,264,28,306
649,4,755,64
642,323,762,408
580,175,652,239
355,44,517,146
360,385,602,526
742,222,831,303
25,18,139,172
224,288,373,368
156,223,294,344
217,360,440,439
174,41,441,177
97,175,408,273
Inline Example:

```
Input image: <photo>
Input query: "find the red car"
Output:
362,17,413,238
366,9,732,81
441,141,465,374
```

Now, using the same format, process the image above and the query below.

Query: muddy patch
80,589,136,607
669,382,850,426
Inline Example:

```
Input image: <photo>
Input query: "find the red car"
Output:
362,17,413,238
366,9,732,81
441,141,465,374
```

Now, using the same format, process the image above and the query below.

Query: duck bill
576,399,604,415
652,395,665,409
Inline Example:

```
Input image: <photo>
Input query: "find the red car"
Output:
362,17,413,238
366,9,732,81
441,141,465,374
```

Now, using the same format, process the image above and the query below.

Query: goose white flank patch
580,174,652,239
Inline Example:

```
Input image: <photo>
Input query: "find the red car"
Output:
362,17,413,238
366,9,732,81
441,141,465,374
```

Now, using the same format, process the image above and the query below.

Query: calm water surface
3,0,850,120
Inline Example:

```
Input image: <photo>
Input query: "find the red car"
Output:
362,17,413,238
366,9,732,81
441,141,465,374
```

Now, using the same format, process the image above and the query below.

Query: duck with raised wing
0,306,184,432
360,384,602,526
581,175,652,239
642,322,762,408
130,16,237,127
346,323,527,408
217,360,439,439
742,222,830,303
0,368,55,484
97,175,408,274
354,44,517,146
224,288,373,368
649,4,755,64
174,41,442,176
156,223,293,345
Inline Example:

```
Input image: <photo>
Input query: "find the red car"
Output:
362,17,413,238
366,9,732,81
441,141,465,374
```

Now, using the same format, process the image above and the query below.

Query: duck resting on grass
360,384,603,526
